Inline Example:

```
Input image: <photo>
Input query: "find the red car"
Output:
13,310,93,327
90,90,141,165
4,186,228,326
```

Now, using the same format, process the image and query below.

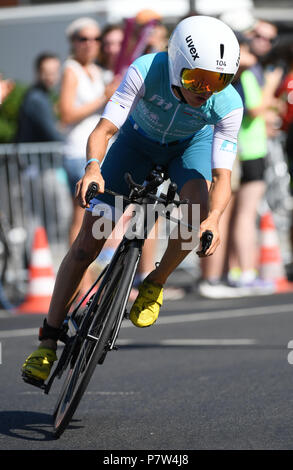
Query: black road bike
23,166,213,438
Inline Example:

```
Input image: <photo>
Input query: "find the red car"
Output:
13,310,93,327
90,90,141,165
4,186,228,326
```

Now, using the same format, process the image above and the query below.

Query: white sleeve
101,64,145,129
212,107,243,170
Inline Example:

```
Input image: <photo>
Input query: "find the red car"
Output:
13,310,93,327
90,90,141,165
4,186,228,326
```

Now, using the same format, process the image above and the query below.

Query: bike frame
44,168,168,394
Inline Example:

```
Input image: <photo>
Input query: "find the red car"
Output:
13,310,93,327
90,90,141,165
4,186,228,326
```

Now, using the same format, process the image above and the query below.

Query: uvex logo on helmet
185,35,200,61
168,16,239,89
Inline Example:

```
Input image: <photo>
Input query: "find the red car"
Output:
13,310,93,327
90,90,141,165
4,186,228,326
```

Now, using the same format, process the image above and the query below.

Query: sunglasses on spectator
76,36,101,43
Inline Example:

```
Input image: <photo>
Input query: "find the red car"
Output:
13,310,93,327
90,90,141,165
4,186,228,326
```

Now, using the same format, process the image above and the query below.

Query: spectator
60,17,118,246
97,19,166,295
114,9,164,76
98,24,124,80
16,53,63,143
59,17,120,300
199,20,283,296
0,75,14,105
247,20,278,64
198,33,257,298
228,22,283,291
198,23,284,297
275,42,293,260
99,17,181,299
94,23,128,271
142,22,168,54
134,9,168,56
276,42,293,179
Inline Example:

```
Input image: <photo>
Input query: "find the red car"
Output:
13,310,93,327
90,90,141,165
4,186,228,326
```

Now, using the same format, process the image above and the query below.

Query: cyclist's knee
70,235,101,265
71,245,94,264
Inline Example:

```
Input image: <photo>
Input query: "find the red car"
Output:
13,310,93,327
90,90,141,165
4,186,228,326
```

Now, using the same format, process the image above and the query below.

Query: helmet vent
220,44,225,59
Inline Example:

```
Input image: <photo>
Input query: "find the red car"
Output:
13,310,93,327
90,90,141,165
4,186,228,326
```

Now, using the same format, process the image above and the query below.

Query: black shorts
240,157,266,184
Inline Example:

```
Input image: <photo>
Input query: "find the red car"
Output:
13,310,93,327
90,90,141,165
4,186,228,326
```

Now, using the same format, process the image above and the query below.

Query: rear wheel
53,243,140,438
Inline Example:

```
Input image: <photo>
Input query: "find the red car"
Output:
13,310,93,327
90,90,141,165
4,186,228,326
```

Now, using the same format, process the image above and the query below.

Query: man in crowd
16,52,64,143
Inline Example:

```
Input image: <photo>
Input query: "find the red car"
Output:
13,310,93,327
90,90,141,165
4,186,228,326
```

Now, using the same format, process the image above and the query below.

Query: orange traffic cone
18,226,55,314
258,211,293,293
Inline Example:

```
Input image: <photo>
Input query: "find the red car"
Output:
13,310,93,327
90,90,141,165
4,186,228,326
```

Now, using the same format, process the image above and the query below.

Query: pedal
22,372,46,390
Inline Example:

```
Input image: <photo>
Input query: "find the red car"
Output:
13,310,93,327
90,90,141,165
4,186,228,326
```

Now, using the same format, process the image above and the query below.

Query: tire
53,243,140,438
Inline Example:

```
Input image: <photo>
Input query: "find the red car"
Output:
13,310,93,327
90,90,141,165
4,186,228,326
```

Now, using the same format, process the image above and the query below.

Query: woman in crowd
60,17,119,245
60,17,119,297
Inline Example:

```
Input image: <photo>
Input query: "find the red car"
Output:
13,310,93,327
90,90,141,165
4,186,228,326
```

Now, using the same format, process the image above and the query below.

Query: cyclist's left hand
75,164,104,209
197,215,220,257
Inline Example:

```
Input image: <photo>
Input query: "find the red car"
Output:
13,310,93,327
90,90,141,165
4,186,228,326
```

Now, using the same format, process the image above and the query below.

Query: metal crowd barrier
0,137,292,283
0,142,72,261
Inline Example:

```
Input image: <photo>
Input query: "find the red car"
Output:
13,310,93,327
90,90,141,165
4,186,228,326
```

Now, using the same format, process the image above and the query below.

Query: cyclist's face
180,87,213,107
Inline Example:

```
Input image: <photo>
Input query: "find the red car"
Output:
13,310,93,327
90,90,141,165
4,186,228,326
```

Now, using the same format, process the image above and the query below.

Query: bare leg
96,209,156,274
41,211,112,349
69,198,84,245
200,194,235,281
147,179,210,285
68,197,96,294
231,181,265,273
138,222,159,276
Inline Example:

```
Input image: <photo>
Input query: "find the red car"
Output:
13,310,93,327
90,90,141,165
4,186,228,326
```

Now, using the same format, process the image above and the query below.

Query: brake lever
125,173,144,190
85,182,99,205
143,175,164,195
196,230,213,256
165,182,177,205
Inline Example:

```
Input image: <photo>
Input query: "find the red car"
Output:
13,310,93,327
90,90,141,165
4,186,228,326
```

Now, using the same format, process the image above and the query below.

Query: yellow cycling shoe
129,279,163,328
22,347,57,383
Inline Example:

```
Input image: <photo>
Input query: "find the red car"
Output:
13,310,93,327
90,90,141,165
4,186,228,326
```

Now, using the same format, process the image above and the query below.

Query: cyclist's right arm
76,118,118,208
77,64,145,208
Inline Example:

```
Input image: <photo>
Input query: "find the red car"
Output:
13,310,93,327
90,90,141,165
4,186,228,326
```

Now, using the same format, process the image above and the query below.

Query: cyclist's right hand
75,164,105,208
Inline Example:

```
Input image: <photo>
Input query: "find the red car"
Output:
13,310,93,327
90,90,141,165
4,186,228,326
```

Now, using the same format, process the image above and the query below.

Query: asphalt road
1,289,293,452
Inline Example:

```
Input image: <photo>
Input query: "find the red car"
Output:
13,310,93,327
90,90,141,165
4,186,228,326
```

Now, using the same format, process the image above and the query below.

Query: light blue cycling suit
89,52,243,211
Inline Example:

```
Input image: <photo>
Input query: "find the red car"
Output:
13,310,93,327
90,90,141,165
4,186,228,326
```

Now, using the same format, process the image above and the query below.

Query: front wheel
53,243,140,438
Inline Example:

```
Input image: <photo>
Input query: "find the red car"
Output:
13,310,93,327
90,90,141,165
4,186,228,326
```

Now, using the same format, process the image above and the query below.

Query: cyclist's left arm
198,107,243,256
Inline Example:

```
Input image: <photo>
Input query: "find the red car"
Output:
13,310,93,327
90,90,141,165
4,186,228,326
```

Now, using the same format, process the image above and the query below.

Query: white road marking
0,328,38,338
0,311,14,318
117,338,257,346
18,390,137,396
0,302,292,339
157,338,256,346
122,303,293,328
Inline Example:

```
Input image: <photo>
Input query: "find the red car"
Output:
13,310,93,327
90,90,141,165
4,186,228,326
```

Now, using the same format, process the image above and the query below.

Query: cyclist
22,15,243,384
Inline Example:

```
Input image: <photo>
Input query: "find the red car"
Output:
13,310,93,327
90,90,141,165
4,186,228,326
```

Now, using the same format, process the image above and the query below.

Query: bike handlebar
125,172,164,198
196,230,213,256
85,182,99,204
85,178,213,255
85,172,187,208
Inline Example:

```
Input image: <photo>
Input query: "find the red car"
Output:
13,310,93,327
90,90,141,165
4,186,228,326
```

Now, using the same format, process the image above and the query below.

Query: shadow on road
0,411,82,442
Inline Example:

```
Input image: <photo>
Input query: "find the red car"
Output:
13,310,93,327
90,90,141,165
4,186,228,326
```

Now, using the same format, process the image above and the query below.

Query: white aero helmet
168,15,240,94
